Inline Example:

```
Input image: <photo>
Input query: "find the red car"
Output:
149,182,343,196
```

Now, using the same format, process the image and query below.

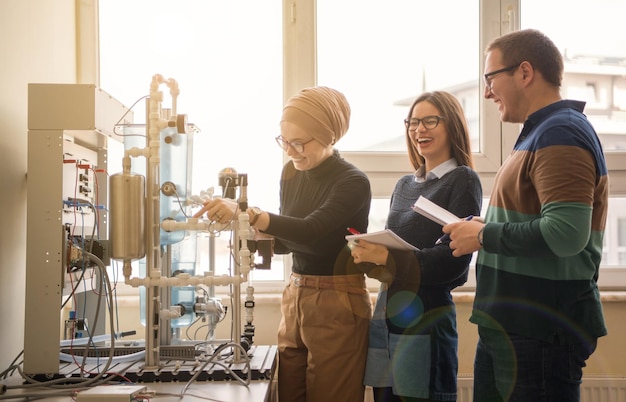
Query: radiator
457,376,474,402
581,377,626,402
456,376,626,402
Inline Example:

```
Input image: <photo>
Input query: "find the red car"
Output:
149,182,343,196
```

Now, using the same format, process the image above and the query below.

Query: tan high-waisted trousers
277,273,372,402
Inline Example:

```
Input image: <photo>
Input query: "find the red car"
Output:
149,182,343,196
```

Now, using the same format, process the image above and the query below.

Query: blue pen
435,215,473,245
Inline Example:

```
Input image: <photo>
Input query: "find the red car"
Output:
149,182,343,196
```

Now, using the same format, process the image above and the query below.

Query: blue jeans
473,326,597,402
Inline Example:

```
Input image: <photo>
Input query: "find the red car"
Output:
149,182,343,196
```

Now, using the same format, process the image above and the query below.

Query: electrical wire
60,268,87,309
2,194,256,400
0,359,143,400
13,252,119,390
109,259,122,343
76,250,105,374
169,186,191,219
153,391,224,401
112,95,149,136
179,342,251,397
0,352,23,381
0,389,79,400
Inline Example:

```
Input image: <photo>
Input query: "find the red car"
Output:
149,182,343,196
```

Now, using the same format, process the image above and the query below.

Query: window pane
317,0,480,152
99,0,284,281
522,0,626,152
605,198,626,266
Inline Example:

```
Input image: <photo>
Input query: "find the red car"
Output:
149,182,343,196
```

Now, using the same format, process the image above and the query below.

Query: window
100,0,626,291
317,0,480,153
522,0,626,155
521,0,626,287
618,219,626,264
315,0,626,288
99,0,284,288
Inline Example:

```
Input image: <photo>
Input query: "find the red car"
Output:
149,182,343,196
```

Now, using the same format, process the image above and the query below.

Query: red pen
347,227,361,235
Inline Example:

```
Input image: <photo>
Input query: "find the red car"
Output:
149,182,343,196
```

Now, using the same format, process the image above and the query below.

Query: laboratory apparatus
23,78,275,386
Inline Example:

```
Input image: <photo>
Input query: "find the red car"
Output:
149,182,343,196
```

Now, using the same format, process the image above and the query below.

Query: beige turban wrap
280,86,351,147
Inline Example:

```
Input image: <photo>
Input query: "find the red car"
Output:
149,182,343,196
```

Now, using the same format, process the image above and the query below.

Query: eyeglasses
275,136,315,153
404,115,444,131
483,62,522,89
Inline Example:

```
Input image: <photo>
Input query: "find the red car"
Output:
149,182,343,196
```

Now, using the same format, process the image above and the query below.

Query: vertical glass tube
160,127,189,245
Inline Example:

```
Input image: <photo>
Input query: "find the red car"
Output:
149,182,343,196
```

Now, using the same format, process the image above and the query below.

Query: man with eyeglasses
443,29,608,401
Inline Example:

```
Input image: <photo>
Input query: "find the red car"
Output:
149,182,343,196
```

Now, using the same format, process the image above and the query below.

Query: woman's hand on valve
193,198,238,223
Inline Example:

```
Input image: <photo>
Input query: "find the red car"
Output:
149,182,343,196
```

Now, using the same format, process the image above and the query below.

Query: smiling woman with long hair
351,91,482,402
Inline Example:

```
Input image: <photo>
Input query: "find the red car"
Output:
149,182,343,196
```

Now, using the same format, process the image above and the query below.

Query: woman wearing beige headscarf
195,86,373,402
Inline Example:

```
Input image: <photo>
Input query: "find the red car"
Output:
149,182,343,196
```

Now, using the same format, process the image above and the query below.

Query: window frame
93,0,626,293
283,0,626,291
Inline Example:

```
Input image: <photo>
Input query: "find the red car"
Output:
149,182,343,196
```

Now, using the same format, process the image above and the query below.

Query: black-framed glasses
483,62,522,88
275,136,315,153
404,115,444,131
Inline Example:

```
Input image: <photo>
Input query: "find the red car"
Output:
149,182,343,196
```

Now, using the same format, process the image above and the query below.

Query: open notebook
345,229,418,251
412,195,462,226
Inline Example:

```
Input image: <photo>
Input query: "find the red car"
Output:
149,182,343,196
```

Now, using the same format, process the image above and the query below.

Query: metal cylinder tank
110,172,146,260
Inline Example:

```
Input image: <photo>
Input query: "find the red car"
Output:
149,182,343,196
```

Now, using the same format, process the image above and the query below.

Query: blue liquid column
160,126,189,245
126,123,198,331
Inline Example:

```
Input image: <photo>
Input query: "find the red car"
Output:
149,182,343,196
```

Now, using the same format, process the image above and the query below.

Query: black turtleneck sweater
264,150,371,276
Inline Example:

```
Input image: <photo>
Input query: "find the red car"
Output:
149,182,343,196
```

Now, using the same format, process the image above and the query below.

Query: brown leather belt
290,273,367,295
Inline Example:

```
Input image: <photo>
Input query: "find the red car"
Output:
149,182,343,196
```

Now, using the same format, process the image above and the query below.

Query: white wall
0,0,77,370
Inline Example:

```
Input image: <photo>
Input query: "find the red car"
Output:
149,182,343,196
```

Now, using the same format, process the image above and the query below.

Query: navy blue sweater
385,166,482,334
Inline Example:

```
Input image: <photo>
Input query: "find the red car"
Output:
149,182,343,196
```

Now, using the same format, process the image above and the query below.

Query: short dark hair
405,91,474,170
486,29,563,88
